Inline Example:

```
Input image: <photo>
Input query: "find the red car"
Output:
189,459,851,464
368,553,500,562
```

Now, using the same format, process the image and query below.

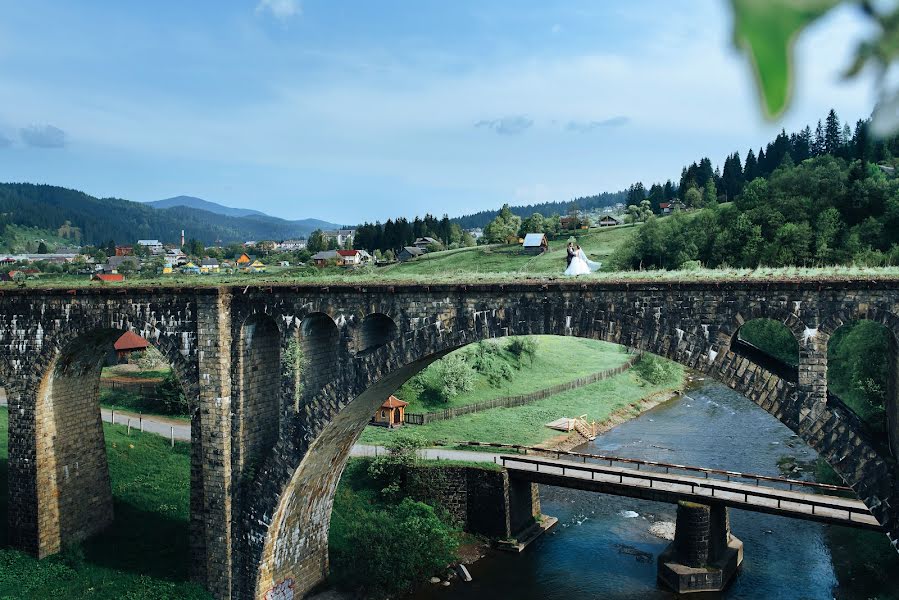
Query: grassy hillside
400,337,631,412
383,224,639,276
360,359,684,447
0,224,73,253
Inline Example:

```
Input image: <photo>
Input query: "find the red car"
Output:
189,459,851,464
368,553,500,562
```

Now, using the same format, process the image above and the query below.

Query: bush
505,336,538,365
633,354,675,385
367,433,426,500
329,497,458,597
468,341,514,387
156,373,189,415
426,354,475,402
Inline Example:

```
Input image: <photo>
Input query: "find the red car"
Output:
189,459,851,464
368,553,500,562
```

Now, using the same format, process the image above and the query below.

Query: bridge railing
497,454,877,527
463,441,852,494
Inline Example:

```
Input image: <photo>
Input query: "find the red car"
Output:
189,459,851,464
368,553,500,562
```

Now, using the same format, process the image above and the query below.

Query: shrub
367,433,426,500
633,354,675,385
426,354,475,402
156,373,189,415
505,336,538,365
468,341,514,387
329,497,458,596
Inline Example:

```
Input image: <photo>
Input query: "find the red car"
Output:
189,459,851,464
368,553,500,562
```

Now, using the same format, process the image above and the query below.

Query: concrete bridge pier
657,501,743,594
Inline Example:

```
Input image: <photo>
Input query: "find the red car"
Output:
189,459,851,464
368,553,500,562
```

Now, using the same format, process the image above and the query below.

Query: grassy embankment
360,358,684,447
0,406,209,600
402,337,632,413
382,224,638,276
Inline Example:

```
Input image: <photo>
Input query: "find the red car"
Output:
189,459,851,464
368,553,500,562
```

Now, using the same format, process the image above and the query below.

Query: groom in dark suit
566,243,576,267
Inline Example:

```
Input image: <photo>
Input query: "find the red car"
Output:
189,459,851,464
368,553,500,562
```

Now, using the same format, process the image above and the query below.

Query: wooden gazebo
372,396,408,428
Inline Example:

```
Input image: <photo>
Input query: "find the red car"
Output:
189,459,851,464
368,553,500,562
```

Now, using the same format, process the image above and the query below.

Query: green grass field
359,360,684,447
403,337,632,412
0,407,210,600
382,225,638,276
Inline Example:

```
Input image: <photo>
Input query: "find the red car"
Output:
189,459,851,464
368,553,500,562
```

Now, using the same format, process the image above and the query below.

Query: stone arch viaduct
0,279,897,599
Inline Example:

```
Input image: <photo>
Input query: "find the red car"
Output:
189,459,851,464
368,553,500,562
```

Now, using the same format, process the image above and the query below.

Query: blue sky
0,1,879,223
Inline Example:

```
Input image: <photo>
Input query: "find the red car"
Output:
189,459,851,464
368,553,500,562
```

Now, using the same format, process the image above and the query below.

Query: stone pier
657,501,743,594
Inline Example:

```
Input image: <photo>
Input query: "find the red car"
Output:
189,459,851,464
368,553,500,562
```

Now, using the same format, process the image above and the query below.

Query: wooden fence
404,353,641,425
101,380,161,400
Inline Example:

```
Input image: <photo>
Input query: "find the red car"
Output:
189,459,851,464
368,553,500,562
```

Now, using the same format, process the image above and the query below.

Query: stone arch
4,310,203,564
300,312,340,399
246,296,896,599
729,317,800,380
354,313,398,356
820,308,899,458
253,307,876,598
234,313,283,479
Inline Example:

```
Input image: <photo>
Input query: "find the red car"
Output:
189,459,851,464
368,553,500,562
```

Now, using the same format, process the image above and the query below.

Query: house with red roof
112,331,150,363
371,396,408,428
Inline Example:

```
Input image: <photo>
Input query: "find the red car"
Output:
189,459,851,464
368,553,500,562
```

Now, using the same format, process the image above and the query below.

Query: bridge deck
500,455,882,531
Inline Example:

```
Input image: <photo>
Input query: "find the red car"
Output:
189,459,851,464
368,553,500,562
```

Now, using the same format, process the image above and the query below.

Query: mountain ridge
145,195,268,218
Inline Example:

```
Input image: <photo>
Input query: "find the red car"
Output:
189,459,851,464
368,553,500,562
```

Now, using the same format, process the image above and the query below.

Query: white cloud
256,0,301,21
19,124,66,148
551,23,562,35
475,115,534,135
566,116,629,132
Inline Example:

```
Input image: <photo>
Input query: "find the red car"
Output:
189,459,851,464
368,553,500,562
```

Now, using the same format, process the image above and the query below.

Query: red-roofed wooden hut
372,395,408,428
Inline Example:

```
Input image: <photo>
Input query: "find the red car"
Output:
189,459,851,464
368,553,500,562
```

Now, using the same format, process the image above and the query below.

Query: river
414,380,899,600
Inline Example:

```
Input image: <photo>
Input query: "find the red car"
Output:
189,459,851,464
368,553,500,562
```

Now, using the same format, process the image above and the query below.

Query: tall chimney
181,230,185,248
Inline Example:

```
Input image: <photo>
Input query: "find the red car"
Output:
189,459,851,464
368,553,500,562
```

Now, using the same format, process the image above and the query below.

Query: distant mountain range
0,183,341,247
144,195,268,218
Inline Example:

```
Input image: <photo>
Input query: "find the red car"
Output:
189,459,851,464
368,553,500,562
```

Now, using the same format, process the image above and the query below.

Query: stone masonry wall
406,464,537,539
236,316,281,476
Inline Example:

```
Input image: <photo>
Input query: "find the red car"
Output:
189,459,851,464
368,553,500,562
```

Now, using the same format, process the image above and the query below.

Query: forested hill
452,190,628,229
0,183,339,246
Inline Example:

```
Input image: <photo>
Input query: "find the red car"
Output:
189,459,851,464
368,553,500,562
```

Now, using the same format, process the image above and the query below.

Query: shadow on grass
81,497,190,581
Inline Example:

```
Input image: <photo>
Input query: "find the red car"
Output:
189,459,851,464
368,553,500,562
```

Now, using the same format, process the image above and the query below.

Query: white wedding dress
579,248,602,272
565,249,601,276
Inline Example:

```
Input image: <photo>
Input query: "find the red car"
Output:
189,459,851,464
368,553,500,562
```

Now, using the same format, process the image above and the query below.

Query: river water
414,380,899,600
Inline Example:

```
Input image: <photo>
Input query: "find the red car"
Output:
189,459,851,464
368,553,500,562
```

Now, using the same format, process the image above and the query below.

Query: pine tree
824,109,841,155
722,152,744,200
744,149,758,183
853,119,870,161
813,120,826,156
663,180,676,200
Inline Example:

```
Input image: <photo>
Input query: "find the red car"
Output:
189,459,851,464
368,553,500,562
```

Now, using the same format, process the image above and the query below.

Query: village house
598,215,623,227
521,233,549,255
182,261,200,274
372,396,407,428
103,255,140,274
398,246,425,262
336,249,372,267
246,260,266,273
136,239,165,255
660,200,685,214
200,258,220,274
311,250,339,267
115,245,133,256
111,330,149,364
413,236,440,250
278,239,307,251
236,253,255,267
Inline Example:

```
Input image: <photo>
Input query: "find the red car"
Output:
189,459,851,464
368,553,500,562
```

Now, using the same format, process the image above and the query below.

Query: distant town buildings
322,229,356,247
278,239,307,251
136,239,165,254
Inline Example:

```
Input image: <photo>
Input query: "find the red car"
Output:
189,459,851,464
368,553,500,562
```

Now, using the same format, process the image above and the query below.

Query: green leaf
731,0,841,118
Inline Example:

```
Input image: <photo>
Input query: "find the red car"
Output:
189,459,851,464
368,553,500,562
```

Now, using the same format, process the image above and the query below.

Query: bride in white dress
564,245,601,276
